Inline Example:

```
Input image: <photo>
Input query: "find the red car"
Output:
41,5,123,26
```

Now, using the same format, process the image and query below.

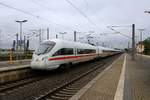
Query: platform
0,59,31,68
0,62,30,84
70,54,150,100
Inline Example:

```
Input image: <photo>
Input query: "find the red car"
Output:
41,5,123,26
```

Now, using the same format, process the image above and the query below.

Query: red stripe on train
48,54,97,61
48,56,80,61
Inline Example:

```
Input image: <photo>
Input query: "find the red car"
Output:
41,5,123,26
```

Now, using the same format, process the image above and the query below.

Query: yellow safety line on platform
114,54,126,100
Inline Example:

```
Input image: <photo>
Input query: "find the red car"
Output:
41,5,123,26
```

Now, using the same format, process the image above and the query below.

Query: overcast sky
0,0,150,49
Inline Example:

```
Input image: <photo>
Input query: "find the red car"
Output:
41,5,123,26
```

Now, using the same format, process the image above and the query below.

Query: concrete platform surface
0,65,30,72
70,54,150,100
0,59,31,68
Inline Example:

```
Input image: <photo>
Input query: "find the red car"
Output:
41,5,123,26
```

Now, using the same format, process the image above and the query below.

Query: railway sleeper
63,87,79,91
65,86,80,90
55,93,73,97
62,88,78,92
59,90,76,95
67,85,81,89
0,78,39,93
50,95,69,100
68,82,87,88
69,82,82,85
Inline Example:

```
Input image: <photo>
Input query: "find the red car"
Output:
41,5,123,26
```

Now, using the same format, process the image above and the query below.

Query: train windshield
35,41,55,55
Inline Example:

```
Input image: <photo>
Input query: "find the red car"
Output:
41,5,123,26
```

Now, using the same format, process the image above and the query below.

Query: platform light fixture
15,20,27,60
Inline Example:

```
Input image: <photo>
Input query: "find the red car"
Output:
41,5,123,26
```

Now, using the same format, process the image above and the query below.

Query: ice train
31,39,121,70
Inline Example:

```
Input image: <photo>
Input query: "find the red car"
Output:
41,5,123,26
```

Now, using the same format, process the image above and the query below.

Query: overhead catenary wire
30,0,52,12
31,0,86,32
83,0,89,9
31,0,101,32
111,25,132,28
0,2,39,18
107,26,131,39
30,0,77,31
65,0,102,31
0,2,74,31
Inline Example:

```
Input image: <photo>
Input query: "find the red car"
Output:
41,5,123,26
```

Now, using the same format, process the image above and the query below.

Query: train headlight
42,57,45,61
42,56,48,62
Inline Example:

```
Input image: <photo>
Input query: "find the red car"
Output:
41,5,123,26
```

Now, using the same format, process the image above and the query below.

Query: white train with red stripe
31,39,121,70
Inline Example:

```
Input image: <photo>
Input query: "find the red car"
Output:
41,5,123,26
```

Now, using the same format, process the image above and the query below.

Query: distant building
136,41,144,53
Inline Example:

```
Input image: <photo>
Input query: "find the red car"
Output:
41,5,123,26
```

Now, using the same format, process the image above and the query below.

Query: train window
35,41,55,55
77,49,84,54
53,48,74,56
77,49,96,54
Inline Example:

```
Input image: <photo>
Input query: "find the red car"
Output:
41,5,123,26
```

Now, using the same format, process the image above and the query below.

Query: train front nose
31,56,47,70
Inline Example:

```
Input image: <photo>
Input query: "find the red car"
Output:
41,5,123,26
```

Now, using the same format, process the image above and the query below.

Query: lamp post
15,20,27,60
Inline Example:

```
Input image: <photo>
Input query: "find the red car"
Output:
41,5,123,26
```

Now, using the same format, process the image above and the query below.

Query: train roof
44,39,96,49
43,39,121,51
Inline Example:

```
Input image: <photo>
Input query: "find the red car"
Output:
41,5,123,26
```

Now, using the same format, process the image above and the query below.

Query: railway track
0,60,103,95
0,63,96,94
36,63,105,100
0,71,54,94
0,76,44,94
0,54,121,100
